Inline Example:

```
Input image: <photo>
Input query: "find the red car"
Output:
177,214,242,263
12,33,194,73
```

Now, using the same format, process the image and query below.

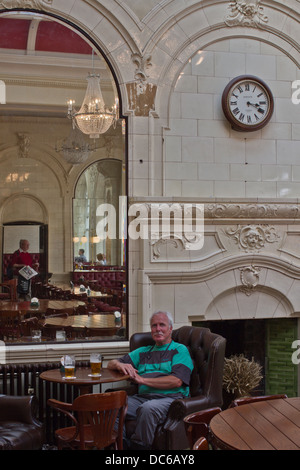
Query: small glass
63,355,76,379
89,353,102,377
32,329,42,341
56,330,66,341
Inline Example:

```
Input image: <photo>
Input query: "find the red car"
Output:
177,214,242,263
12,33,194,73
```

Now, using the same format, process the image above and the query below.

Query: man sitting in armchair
107,311,194,450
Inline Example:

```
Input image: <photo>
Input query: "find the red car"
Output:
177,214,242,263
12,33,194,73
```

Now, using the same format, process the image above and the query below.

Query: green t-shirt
119,340,194,396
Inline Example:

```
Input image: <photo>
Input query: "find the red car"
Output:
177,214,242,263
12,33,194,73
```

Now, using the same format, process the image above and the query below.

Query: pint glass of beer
63,355,76,378
90,353,102,376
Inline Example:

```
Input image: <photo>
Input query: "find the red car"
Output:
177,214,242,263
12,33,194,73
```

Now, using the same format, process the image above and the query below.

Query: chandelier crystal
56,126,93,164
68,73,118,139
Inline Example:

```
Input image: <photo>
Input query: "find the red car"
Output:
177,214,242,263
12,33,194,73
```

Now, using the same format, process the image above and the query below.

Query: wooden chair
47,391,127,450
0,279,18,301
0,310,21,340
45,308,73,317
229,394,288,408
20,316,39,336
183,407,221,449
193,436,209,450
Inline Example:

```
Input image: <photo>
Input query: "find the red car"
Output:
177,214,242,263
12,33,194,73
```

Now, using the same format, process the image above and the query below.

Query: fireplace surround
135,199,300,396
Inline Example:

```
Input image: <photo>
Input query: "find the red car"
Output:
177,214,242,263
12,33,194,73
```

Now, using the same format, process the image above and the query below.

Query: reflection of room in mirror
0,12,127,346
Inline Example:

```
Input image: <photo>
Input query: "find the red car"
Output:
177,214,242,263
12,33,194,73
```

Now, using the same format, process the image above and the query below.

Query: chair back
193,436,209,450
72,391,127,450
130,325,226,403
229,394,288,408
0,310,21,340
0,279,18,301
183,407,221,448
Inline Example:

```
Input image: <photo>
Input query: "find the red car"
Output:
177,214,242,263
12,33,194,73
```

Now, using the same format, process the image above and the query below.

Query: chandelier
56,125,93,164
67,72,118,139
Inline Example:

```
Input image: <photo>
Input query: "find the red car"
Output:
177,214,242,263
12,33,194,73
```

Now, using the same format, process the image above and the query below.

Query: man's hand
107,359,183,390
107,359,137,379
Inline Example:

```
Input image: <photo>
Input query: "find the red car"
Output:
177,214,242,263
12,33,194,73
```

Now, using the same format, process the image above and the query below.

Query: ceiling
0,15,115,115
0,17,92,55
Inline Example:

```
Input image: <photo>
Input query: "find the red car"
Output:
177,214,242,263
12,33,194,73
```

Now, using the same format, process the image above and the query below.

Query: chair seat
48,392,127,450
0,421,44,450
0,293,10,299
55,424,119,449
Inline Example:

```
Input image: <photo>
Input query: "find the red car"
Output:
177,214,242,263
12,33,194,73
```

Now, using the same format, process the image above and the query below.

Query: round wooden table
40,367,129,395
210,397,300,450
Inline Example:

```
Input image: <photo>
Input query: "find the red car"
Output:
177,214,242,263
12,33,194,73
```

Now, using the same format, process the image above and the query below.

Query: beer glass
63,355,76,379
31,330,41,341
89,353,102,376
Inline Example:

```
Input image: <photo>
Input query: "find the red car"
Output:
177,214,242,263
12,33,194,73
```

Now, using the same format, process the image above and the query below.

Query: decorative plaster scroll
150,238,182,260
0,0,52,8
205,203,300,220
131,53,152,94
225,224,280,252
225,0,268,27
239,265,260,296
150,232,203,259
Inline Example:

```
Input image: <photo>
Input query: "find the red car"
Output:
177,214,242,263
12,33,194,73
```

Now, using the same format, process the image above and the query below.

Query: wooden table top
0,299,84,313
210,397,300,450
40,367,129,387
42,314,120,329
73,287,111,298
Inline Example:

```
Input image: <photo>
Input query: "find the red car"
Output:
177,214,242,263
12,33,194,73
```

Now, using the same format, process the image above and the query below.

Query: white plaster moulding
144,253,300,284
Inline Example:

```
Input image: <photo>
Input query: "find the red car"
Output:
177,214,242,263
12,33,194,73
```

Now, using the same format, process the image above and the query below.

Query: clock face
222,76,274,131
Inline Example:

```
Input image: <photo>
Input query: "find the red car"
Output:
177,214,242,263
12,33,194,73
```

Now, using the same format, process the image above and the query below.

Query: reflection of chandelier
68,73,118,139
56,126,93,164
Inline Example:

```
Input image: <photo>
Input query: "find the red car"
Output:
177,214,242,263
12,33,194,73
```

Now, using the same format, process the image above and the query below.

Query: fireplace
195,318,298,399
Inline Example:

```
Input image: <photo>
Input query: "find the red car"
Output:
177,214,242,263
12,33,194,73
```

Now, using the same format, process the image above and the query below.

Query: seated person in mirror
96,253,107,265
107,311,194,450
75,249,87,263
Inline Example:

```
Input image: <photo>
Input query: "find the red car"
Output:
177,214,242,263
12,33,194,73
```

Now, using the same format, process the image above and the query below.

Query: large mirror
0,11,127,344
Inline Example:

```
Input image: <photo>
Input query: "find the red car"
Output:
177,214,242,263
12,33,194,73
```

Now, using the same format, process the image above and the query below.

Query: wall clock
222,75,274,132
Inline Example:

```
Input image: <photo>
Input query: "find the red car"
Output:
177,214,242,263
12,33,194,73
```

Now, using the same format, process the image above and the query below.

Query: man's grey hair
150,311,174,327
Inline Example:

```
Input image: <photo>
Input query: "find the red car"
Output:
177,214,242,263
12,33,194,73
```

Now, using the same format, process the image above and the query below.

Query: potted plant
222,354,263,407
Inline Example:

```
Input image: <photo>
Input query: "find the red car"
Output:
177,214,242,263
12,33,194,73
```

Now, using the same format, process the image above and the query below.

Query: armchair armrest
47,398,79,445
164,395,215,424
0,395,41,426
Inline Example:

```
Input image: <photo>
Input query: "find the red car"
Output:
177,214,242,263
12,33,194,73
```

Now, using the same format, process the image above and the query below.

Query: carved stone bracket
126,53,156,116
225,0,268,27
131,53,152,94
239,265,260,295
224,224,280,252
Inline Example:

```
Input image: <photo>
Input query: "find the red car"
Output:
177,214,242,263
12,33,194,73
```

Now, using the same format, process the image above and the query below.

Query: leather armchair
0,395,44,450
123,325,226,450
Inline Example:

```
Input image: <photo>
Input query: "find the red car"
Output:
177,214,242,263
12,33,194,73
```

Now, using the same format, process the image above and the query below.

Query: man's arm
107,359,182,389
134,374,182,390
107,359,137,379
